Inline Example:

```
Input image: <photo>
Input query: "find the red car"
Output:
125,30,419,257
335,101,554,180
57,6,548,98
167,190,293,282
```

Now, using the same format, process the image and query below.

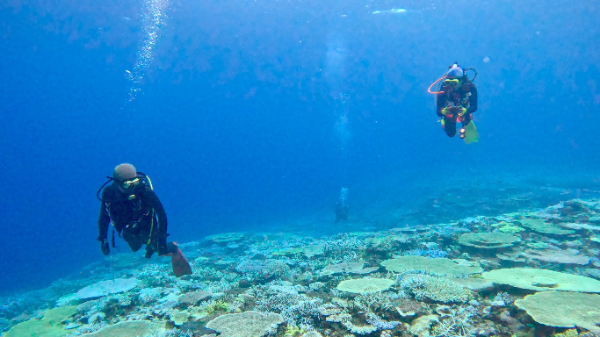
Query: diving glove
100,238,110,255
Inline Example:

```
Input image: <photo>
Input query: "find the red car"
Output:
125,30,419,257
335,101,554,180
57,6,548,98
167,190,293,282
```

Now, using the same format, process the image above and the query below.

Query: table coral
75,278,138,300
519,219,575,235
320,260,378,276
205,311,284,337
4,306,77,337
482,268,600,292
521,249,591,265
515,291,600,331
336,278,394,294
458,232,521,249
381,256,482,277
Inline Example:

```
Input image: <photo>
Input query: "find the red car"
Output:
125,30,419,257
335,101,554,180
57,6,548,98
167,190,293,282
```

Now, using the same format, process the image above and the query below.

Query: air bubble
126,0,170,102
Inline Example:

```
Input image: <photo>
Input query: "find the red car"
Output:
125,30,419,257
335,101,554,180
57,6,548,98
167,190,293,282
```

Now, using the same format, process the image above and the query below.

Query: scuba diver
428,62,479,143
335,187,349,223
335,202,349,223
96,163,192,277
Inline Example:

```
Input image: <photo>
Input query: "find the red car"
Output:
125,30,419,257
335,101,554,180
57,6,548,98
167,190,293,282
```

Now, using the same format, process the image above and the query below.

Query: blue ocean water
0,0,599,298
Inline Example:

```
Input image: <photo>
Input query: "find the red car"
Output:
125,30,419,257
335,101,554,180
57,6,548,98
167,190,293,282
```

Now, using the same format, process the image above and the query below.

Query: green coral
553,330,579,337
205,300,230,315
85,321,159,337
492,221,525,234
4,306,78,337
284,324,306,336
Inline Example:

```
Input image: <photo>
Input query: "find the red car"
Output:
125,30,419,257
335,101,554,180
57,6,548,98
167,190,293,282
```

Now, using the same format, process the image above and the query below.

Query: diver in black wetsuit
97,163,191,277
435,63,478,138
334,187,349,223
335,202,349,223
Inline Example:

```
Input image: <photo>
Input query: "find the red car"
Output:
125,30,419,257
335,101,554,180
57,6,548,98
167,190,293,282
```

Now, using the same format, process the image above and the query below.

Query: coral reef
3,196,600,337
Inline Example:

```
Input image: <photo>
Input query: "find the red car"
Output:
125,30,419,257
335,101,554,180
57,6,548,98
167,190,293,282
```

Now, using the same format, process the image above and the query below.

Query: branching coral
235,259,292,281
252,282,322,326
341,320,378,335
431,306,477,337
148,328,194,337
322,234,365,260
404,249,448,258
352,292,399,313
365,313,400,331
401,274,472,303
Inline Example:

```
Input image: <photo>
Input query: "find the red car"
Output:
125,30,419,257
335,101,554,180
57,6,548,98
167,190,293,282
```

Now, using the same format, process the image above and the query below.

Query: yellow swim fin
463,121,479,144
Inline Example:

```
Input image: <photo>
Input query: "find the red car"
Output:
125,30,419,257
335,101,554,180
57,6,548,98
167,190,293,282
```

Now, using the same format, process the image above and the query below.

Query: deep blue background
1,0,599,294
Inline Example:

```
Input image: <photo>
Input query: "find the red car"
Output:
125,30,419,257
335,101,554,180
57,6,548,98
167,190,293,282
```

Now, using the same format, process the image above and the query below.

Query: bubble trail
125,0,170,102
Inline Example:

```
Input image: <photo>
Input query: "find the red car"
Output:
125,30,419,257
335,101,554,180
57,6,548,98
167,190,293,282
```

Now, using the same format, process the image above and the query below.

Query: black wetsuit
335,202,349,223
98,183,168,257
436,81,478,137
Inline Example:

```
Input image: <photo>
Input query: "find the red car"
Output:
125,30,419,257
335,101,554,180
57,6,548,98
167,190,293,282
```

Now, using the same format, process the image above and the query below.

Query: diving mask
120,177,141,190
443,78,460,88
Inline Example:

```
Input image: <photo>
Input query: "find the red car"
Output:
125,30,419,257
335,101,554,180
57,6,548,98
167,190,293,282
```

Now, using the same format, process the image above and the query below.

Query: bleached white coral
431,306,477,337
401,274,471,303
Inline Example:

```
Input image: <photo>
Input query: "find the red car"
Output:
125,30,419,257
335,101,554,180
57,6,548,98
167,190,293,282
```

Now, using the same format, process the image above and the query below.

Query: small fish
372,8,407,15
